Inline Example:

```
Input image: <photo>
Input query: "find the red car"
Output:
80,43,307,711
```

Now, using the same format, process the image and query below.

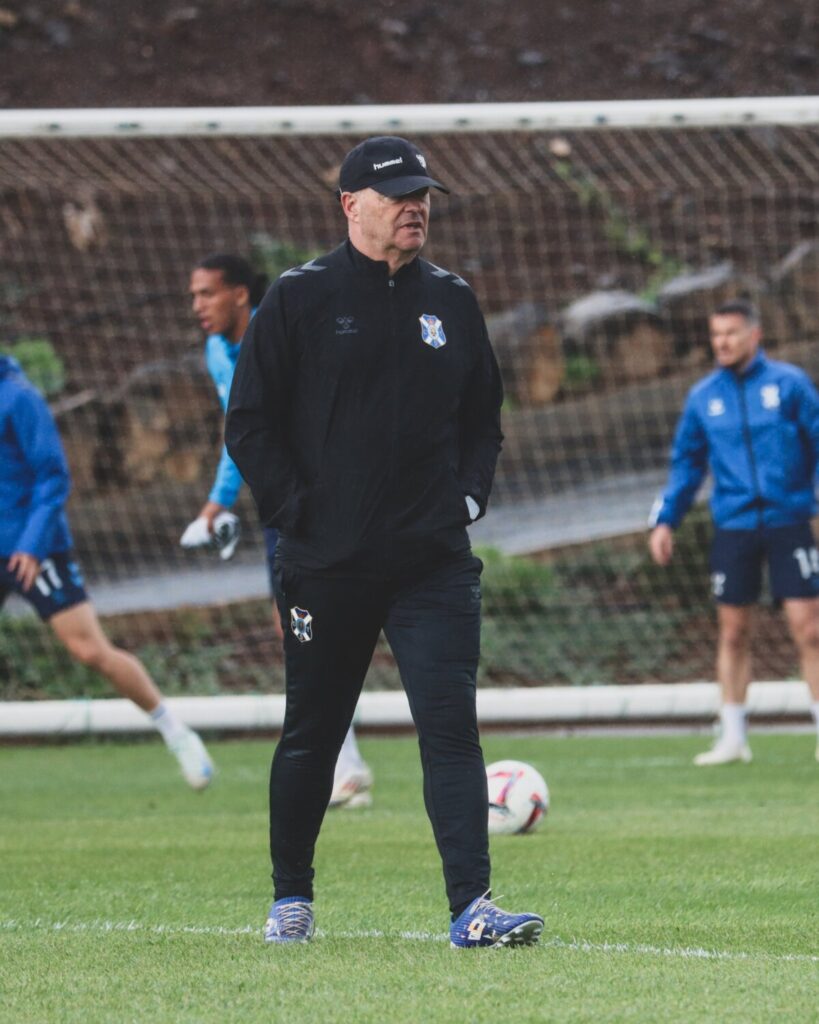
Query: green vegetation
249,232,320,281
0,603,278,700
0,336,66,396
0,733,816,1023
2,598,244,700
562,353,602,393
476,508,713,684
0,615,111,699
553,160,684,300
0,510,719,697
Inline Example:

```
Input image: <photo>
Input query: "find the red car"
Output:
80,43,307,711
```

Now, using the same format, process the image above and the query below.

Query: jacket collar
719,348,767,382
344,239,421,283
208,308,257,355
0,355,21,381
735,349,766,380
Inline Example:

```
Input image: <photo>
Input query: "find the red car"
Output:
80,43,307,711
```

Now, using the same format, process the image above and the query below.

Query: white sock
811,702,819,737
720,703,747,745
337,725,364,773
150,703,188,746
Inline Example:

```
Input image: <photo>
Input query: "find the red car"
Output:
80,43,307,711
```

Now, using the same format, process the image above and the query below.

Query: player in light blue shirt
188,254,372,806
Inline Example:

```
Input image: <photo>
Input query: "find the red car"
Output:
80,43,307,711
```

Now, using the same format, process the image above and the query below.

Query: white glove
180,516,212,550
212,511,241,561
465,495,480,521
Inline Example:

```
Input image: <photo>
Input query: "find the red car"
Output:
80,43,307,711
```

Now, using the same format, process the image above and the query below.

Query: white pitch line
543,937,819,964
1,918,817,964
0,918,259,938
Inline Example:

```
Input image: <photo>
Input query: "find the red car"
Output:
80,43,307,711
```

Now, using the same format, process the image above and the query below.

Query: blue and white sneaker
263,897,315,944
450,894,544,949
169,727,214,791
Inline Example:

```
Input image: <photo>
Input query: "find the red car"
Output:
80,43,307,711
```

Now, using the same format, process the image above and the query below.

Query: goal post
1,95,817,136
1,98,818,705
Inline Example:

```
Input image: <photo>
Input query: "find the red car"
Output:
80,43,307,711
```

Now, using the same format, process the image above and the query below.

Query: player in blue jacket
649,300,819,764
0,355,214,789
187,254,372,804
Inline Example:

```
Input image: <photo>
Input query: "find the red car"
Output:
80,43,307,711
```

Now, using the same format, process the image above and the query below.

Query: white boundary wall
0,96,817,139
0,682,810,737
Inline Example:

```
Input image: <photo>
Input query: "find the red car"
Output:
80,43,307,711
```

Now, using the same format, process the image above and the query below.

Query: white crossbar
0,97,817,139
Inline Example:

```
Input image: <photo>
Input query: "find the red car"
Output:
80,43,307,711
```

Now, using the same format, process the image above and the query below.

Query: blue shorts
0,551,88,621
710,523,819,605
263,526,279,598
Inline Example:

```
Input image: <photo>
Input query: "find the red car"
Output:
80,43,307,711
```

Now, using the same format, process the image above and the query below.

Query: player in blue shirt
649,300,819,764
0,355,214,789
187,254,372,804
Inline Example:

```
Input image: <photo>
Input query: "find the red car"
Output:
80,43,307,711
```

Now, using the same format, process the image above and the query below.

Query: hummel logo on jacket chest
335,315,358,335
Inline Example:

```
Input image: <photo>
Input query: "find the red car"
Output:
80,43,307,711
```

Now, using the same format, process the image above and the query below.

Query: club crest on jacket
290,606,313,643
419,313,446,349
761,384,780,409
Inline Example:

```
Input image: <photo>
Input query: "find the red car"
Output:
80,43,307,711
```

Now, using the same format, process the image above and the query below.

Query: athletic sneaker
264,898,315,944
450,894,544,949
329,764,373,809
169,727,214,790
693,739,752,766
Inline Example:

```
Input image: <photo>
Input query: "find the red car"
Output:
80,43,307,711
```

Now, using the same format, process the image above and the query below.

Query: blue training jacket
0,356,73,558
205,331,245,507
651,351,819,531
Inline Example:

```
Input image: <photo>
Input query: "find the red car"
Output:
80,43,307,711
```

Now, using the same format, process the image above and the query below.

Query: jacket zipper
737,374,764,529
386,276,397,567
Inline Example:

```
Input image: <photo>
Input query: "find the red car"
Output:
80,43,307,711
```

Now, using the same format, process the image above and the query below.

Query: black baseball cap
338,136,450,197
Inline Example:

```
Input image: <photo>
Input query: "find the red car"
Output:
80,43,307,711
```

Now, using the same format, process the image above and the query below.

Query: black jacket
225,240,503,578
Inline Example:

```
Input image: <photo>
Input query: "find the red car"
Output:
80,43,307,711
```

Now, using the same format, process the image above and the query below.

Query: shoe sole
490,919,544,948
184,767,214,791
328,781,373,809
693,752,752,767
343,791,373,809
451,919,544,949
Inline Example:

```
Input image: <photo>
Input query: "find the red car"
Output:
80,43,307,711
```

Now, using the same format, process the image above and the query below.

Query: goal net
1,99,818,698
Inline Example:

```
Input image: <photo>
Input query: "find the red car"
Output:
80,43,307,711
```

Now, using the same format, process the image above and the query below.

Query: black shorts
0,551,88,621
710,523,819,605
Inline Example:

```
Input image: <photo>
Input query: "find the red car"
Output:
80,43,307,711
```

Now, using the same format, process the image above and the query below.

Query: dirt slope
0,0,816,109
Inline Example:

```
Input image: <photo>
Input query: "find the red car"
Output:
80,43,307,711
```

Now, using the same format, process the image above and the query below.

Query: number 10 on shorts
792,546,819,580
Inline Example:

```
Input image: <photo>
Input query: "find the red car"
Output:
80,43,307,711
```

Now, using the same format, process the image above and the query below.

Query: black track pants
270,554,490,914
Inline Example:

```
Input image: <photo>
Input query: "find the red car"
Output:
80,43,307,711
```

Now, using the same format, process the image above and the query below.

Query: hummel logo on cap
338,136,450,198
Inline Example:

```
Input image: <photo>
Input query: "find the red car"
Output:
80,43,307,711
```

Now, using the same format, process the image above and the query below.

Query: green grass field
0,732,817,1023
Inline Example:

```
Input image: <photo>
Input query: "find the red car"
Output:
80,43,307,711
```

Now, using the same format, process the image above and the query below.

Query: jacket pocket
444,468,471,526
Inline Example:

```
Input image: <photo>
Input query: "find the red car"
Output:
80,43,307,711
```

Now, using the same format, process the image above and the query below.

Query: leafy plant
0,336,66,396
0,613,234,700
0,615,106,698
553,159,684,300
476,545,559,616
562,354,602,393
0,511,719,699
249,232,320,281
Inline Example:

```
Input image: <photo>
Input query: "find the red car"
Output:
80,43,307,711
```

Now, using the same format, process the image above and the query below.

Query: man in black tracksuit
226,136,543,948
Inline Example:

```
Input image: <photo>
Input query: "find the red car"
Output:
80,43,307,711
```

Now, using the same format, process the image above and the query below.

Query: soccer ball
486,759,549,835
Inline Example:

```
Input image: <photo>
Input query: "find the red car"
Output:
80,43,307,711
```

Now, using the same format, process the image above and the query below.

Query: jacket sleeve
457,311,504,519
204,338,243,508
225,282,305,531
10,385,71,559
208,446,243,508
790,369,819,488
650,394,708,529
